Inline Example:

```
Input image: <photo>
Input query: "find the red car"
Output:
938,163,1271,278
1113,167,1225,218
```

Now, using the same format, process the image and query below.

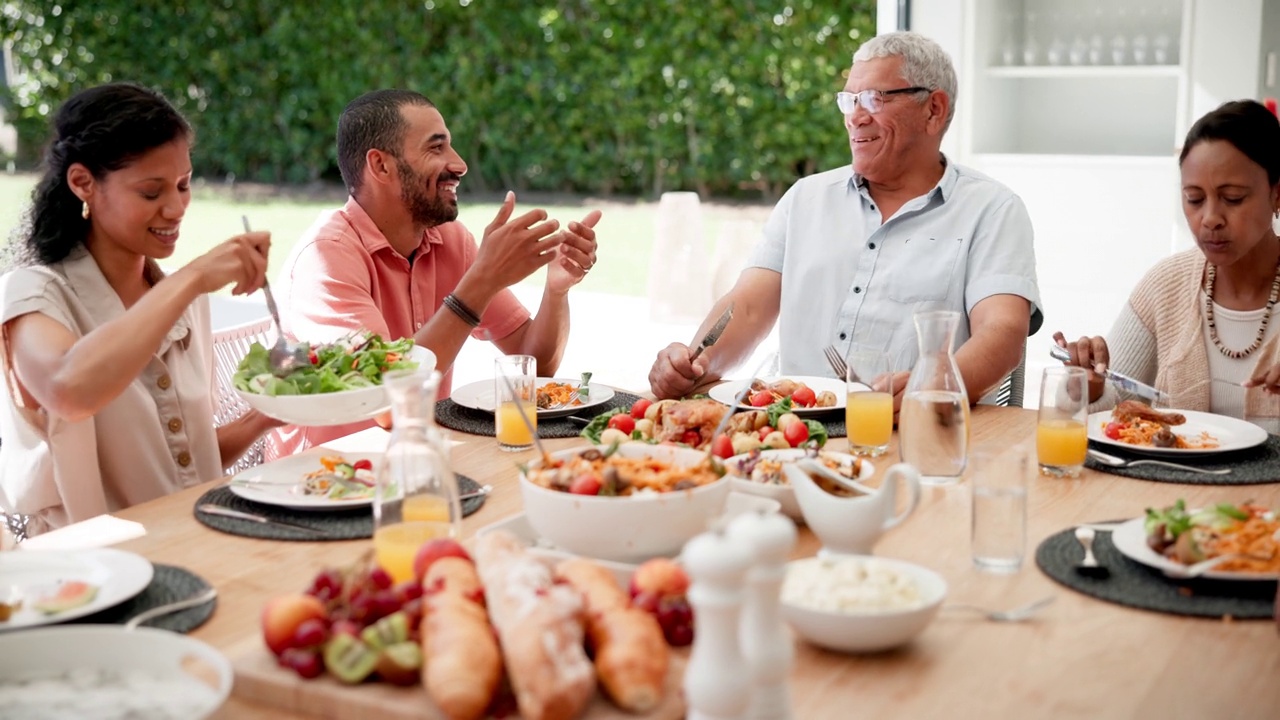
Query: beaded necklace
1203,252,1280,360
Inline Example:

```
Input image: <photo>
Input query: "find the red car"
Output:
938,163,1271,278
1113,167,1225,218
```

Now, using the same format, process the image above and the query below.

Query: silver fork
943,595,1056,622
242,216,309,377
822,344,849,380
124,587,218,630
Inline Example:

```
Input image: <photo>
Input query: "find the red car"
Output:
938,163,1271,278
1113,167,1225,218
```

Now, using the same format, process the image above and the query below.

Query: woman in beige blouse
0,82,279,534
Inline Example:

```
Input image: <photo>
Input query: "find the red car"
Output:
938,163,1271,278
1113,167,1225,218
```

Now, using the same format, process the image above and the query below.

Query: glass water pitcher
899,310,970,485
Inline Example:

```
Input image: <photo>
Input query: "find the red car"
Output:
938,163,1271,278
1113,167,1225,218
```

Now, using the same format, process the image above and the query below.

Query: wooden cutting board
230,635,687,719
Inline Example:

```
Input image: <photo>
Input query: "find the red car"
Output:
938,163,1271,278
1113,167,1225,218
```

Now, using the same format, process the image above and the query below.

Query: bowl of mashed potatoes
780,554,947,652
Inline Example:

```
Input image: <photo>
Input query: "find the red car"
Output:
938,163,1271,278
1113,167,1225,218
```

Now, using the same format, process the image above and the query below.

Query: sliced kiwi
323,633,378,684
360,611,410,650
375,641,423,685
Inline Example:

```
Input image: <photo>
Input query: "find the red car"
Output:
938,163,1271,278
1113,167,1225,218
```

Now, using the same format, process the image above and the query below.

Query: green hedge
1,1,875,197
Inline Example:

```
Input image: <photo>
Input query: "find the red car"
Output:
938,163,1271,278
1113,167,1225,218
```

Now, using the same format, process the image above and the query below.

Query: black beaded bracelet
442,293,482,327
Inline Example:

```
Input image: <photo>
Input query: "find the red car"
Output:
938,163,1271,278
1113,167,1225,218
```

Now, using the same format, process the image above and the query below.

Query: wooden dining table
100,404,1279,719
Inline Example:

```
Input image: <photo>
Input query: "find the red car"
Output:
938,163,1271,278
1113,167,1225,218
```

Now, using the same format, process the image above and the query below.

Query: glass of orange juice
1037,367,1089,477
495,355,537,452
845,346,896,457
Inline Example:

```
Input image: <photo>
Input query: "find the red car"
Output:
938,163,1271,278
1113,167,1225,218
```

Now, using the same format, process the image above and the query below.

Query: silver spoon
1088,449,1231,476
1074,526,1110,578
943,595,1056,622
124,587,218,631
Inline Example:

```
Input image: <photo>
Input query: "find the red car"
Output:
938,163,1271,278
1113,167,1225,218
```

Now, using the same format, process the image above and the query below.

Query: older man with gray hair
649,31,1042,412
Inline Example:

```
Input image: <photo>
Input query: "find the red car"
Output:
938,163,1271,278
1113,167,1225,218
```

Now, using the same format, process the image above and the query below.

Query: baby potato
600,428,630,446
731,432,763,455
751,410,770,431
775,412,800,432
816,390,837,408
762,431,790,449
634,418,655,439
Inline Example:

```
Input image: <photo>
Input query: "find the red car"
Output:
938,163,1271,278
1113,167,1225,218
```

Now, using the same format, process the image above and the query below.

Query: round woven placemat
71,564,215,634
435,392,643,438
194,474,486,541
1035,526,1275,619
1085,434,1280,485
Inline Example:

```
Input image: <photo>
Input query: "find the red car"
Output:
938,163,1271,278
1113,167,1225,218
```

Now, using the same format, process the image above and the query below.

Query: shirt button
868,242,876,249
854,287,862,294
176,451,192,468
168,418,183,433
839,332,848,341
157,374,172,390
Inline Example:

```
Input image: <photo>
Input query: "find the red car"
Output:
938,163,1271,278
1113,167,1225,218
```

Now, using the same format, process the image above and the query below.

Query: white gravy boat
785,458,921,555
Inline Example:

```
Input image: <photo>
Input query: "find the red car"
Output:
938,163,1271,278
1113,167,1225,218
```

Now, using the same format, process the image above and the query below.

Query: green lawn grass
0,172,717,298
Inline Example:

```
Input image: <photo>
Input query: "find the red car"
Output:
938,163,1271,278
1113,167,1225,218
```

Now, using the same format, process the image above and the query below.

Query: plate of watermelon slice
0,548,153,631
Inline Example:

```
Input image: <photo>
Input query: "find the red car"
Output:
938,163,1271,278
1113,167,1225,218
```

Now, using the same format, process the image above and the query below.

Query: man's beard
398,161,459,227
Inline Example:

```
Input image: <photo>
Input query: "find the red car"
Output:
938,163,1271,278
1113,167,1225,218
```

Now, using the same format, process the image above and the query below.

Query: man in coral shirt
268,89,600,459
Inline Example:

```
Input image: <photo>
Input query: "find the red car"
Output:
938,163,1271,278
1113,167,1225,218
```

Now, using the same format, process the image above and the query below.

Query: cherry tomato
681,429,702,447
1104,421,1124,440
784,421,809,447
607,414,636,435
352,458,374,472
750,390,774,407
791,386,817,407
630,398,653,419
308,348,319,365
758,426,774,441
711,434,734,459
570,473,602,495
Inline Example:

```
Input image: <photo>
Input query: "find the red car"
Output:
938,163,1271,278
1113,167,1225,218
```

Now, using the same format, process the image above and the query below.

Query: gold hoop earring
81,201,90,220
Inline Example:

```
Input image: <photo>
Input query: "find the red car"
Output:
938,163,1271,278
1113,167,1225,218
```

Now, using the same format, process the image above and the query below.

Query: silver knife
1048,346,1172,406
689,303,734,362
197,504,330,537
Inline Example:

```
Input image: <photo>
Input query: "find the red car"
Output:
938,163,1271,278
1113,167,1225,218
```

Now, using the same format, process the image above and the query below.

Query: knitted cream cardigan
1128,248,1279,415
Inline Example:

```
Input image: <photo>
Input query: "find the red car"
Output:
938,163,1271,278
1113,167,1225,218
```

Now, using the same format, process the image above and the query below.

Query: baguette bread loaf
475,531,595,720
555,558,669,712
421,556,502,720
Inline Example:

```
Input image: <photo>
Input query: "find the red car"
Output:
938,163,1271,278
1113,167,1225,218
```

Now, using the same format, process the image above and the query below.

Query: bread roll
555,558,669,713
421,556,502,720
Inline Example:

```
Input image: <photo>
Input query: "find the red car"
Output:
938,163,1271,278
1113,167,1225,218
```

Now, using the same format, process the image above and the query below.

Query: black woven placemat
1085,434,1280,485
1035,526,1275,619
194,474,486,541
435,392,644,438
70,564,215,634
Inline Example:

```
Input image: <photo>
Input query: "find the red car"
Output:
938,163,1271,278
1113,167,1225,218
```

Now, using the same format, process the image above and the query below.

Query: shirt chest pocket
880,236,965,304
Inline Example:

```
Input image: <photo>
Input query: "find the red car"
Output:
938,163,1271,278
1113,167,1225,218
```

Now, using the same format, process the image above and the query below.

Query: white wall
1189,0,1264,121
876,0,965,158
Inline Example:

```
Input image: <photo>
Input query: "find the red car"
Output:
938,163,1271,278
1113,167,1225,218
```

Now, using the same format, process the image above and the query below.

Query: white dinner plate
1110,516,1277,581
450,377,616,418
0,549,154,632
710,376,848,416
1087,409,1268,457
227,450,380,511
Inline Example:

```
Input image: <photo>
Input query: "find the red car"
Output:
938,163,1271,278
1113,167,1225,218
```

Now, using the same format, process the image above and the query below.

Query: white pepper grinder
727,511,797,720
683,529,754,720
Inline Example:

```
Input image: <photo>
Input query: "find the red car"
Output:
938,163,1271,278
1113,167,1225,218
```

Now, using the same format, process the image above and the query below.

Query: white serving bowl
0,625,233,718
236,345,435,426
780,554,947,653
726,448,873,520
519,442,733,563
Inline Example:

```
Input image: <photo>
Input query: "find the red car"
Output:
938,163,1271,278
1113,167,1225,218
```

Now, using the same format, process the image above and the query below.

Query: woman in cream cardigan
1055,100,1280,421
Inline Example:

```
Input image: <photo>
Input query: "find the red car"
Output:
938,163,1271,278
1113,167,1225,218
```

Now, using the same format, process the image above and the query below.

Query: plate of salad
1109,499,1279,580
232,333,434,426
228,452,379,511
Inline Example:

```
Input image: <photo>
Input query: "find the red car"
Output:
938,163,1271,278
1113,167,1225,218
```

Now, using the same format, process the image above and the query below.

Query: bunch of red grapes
628,558,695,646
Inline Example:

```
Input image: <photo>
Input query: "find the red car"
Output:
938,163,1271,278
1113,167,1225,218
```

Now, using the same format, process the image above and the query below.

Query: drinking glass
1242,384,1280,436
845,346,896,457
495,355,537,452
969,447,1031,573
1037,367,1089,477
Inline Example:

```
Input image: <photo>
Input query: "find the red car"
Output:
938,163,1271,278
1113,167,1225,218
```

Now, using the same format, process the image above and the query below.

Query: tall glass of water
970,448,1031,573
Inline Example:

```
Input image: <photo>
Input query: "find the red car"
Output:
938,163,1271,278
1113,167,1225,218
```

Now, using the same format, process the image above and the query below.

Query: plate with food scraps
1087,407,1268,457
709,376,848,416
0,549,154,632
449,375,615,418
228,451,379,511
1109,514,1278,581
725,448,873,520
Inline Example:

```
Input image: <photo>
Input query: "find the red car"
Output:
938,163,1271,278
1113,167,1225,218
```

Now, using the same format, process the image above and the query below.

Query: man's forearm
954,325,1027,402
413,271,501,374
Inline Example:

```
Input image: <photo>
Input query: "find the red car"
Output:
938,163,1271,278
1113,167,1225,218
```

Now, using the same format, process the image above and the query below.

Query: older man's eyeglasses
836,87,930,115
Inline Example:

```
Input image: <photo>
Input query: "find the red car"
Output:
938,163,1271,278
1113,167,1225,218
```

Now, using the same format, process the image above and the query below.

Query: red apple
412,538,472,584
629,558,690,598
262,594,327,656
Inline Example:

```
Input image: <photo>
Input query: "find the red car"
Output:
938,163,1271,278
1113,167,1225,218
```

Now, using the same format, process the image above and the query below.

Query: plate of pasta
1110,500,1279,580
450,375,614,419
1086,404,1267,457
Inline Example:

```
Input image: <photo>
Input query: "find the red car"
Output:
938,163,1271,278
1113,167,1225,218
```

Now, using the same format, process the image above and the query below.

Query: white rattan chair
211,314,275,475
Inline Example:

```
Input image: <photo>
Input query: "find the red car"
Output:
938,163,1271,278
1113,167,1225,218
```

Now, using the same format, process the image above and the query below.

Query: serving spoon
242,215,309,377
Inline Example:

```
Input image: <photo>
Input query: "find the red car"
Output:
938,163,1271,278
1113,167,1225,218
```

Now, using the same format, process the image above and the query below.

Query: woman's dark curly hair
1180,100,1280,186
16,82,191,266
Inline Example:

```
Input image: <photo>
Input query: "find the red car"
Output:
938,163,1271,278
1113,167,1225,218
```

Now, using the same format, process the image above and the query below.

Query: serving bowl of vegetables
233,333,434,426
